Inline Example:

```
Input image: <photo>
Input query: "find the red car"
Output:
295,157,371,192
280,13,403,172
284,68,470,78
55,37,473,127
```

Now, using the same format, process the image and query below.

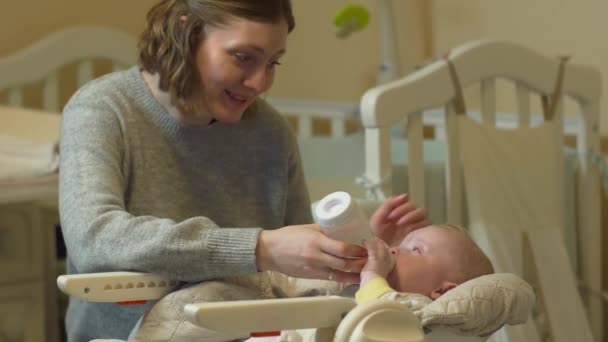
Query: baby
356,223,494,302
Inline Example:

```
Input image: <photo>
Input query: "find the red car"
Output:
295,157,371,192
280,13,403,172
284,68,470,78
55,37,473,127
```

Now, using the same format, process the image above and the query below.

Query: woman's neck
140,70,214,126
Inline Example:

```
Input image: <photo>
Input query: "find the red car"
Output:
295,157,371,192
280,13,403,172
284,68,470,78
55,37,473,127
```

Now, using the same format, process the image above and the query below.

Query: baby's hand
370,194,430,247
360,238,395,286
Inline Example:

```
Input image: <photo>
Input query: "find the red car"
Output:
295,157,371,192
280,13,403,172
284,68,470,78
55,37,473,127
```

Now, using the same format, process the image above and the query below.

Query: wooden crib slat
298,117,312,138
480,79,496,124
330,117,346,138
515,83,531,128
8,87,24,107
577,100,603,337
524,229,594,342
42,72,59,112
364,127,391,200
550,97,572,268
444,104,463,225
406,111,425,206
77,60,95,88
554,97,579,278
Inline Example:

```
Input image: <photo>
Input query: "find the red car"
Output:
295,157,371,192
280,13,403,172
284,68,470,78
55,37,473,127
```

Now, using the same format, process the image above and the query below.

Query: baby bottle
313,191,374,246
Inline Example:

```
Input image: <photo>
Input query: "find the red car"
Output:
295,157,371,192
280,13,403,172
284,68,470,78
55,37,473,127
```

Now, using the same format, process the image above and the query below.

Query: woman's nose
243,68,273,93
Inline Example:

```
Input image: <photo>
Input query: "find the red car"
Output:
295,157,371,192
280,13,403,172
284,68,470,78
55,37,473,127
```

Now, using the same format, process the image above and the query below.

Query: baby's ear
430,281,458,300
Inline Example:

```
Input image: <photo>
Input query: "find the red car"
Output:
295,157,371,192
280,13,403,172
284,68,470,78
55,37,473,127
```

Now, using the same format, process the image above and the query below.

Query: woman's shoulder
64,67,141,110
248,98,298,143
61,67,145,133
251,98,293,131
254,97,282,118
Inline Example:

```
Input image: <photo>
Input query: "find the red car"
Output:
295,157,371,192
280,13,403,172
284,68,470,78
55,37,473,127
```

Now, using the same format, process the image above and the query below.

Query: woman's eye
234,53,254,64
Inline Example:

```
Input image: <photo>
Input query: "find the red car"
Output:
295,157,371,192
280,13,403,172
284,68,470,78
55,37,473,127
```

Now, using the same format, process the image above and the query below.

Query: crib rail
0,26,137,112
267,97,359,138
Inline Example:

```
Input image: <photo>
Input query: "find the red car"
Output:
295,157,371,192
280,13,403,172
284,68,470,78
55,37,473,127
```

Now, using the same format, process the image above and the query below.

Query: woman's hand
256,224,367,284
360,238,395,286
370,194,431,246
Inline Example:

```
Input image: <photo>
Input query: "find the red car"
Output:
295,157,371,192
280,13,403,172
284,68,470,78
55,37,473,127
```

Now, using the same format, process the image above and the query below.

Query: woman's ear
430,281,458,300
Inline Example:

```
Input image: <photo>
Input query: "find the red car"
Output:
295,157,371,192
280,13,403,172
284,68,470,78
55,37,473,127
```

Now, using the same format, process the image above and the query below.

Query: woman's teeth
226,90,246,102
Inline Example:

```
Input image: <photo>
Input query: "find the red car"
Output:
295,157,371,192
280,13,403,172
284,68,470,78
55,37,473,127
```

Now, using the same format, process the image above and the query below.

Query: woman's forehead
203,17,288,53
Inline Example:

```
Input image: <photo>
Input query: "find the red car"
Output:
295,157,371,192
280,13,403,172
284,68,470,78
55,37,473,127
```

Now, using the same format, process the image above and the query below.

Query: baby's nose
389,247,398,255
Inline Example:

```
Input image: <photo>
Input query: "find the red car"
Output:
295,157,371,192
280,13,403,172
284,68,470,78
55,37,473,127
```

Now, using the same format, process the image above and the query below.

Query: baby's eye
411,246,422,254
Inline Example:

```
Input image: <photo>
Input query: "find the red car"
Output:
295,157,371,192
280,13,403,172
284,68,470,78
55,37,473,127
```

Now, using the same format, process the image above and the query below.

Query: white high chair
54,273,422,341
59,271,515,342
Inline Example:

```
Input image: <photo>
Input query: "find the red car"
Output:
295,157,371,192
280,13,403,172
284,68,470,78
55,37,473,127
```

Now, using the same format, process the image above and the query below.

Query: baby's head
387,224,493,300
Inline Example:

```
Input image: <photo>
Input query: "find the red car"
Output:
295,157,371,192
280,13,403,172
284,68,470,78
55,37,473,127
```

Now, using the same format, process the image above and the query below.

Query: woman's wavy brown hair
139,0,295,115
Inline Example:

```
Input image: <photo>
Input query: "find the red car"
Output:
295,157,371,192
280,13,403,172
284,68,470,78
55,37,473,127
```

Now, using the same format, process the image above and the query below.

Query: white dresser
0,106,61,342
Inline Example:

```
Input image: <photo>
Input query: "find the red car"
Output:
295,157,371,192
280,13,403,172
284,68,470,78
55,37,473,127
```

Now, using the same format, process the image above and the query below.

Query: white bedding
0,134,59,179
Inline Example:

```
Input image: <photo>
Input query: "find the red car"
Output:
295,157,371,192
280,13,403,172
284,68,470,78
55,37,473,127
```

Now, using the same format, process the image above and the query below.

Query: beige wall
2,1,605,134
0,1,156,55
0,0,427,104
270,0,428,101
430,0,608,135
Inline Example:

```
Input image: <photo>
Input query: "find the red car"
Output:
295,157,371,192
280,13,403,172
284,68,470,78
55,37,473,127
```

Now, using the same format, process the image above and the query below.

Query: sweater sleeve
355,277,396,303
59,100,260,281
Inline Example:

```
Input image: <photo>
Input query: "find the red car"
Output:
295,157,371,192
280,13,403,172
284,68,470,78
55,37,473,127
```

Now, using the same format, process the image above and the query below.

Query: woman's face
193,17,288,124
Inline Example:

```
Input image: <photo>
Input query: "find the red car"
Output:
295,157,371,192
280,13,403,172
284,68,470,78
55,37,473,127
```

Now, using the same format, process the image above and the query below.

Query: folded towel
0,135,59,179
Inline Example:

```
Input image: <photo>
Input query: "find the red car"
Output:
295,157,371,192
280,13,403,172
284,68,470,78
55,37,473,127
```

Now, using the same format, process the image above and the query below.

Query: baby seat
58,271,533,342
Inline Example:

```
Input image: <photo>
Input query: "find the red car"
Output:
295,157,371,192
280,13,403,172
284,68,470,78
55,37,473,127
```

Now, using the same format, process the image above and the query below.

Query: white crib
270,40,602,342
263,40,604,341
357,40,602,341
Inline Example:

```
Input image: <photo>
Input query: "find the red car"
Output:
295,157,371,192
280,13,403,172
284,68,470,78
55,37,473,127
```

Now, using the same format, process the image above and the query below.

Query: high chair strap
444,54,468,116
541,56,570,121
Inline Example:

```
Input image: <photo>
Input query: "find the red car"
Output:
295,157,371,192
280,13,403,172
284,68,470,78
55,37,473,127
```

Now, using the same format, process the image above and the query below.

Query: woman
59,0,428,340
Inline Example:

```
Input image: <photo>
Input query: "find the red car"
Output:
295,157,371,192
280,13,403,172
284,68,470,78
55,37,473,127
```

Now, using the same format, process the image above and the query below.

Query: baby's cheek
386,268,400,289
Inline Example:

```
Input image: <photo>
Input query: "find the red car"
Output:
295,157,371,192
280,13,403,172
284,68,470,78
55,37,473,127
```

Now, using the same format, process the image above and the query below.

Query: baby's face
386,225,464,298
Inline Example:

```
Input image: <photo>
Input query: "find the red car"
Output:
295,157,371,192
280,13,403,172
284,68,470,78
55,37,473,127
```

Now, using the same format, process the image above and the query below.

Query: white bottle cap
313,191,357,228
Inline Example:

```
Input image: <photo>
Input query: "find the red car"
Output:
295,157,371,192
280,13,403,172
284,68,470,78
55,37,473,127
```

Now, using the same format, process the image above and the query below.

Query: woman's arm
59,101,261,281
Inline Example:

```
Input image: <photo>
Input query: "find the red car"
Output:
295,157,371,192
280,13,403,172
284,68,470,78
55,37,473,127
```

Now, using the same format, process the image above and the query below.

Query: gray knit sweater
59,66,312,341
